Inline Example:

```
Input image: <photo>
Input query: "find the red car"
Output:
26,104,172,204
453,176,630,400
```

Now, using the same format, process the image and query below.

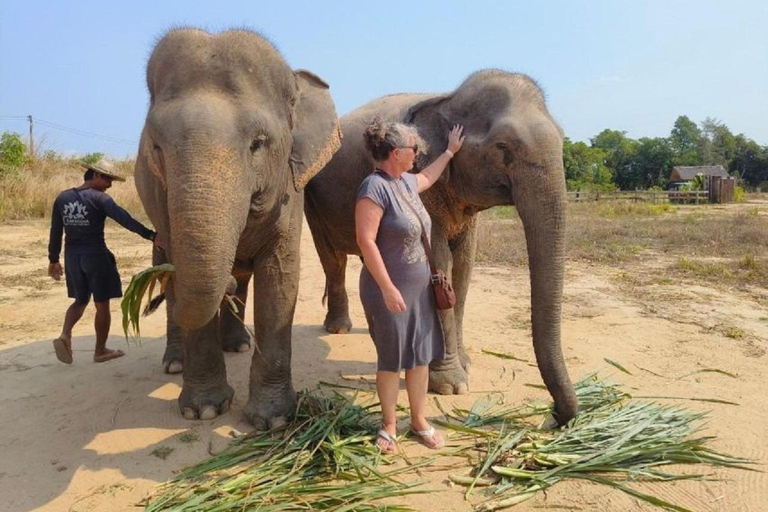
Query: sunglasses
399,144,419,153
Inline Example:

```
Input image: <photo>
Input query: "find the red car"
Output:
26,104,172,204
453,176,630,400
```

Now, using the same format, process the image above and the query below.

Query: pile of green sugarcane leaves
143,388,433,511
442,375,757,512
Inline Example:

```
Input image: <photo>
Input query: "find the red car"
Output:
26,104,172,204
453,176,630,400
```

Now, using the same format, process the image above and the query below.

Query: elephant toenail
182,407,198,420
166,361,183,374
200,405,218,420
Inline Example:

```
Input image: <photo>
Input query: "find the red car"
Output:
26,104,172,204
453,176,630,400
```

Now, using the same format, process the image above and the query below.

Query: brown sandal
93,349,125,363
53,337,73,364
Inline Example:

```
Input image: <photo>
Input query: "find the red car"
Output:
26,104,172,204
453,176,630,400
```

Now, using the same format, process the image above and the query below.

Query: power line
1,115,138,145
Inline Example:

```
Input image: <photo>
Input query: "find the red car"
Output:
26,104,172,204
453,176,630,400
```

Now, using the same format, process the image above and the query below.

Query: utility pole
28,115,34,158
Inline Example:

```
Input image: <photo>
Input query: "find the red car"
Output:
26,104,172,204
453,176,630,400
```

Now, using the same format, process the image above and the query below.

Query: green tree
590,129,638,190
563,138,614,191
0,131,28,172
634,137,674,189
730,135,768,187
699,117,736,167
669,115,702,166
81,152,104,165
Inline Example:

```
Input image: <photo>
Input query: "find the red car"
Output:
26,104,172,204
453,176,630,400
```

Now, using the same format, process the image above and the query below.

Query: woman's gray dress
357,170,445,372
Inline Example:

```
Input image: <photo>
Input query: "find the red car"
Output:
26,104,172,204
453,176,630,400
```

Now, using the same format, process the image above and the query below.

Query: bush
0,131,27,173
733,186,746,203
81,152,104,165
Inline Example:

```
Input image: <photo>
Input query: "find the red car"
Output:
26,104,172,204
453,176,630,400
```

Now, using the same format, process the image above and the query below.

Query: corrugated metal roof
671,165,729,180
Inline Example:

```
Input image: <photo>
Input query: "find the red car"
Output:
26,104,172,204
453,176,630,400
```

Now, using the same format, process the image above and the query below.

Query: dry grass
478,199,767,270
0,158,145,222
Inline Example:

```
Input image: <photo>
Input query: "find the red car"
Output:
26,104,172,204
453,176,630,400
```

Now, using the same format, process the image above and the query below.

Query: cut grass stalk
143,390,429,511
446,375,755,511
121,263,175,341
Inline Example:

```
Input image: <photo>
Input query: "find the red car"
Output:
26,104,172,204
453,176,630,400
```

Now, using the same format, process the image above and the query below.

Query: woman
355,119,465,453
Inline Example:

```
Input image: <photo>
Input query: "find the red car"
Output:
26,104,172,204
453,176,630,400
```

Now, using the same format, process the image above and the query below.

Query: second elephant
305,70,578,425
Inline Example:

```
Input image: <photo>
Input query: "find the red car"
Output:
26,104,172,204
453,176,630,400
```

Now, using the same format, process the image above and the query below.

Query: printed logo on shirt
63,201,90,226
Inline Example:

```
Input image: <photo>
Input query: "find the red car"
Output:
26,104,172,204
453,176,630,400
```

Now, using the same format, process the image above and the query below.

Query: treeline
564,116,768,191
3,115,768,192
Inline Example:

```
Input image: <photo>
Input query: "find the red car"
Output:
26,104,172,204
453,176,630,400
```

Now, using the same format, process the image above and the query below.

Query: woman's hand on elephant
447,125,466,155
383,285,407,313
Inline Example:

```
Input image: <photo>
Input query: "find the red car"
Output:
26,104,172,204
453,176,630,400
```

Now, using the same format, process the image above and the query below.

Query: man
48,158,162,363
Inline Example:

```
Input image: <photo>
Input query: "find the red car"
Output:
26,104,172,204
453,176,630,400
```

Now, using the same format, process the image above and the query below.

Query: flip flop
93,349,125,363
376,428,398,454
53,337,73,364
410,426,444,450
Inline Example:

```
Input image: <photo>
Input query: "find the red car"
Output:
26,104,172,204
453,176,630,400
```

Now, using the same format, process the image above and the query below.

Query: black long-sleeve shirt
48,187,155,263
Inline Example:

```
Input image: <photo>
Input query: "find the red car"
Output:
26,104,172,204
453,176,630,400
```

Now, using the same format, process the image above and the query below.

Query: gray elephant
305,70,578,424
135,28,341,427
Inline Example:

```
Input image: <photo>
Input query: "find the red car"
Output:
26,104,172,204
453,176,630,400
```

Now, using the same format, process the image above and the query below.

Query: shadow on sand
0,322,378,511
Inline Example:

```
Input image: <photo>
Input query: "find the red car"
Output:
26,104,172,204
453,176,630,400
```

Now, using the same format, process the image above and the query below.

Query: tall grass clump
0,157,143,222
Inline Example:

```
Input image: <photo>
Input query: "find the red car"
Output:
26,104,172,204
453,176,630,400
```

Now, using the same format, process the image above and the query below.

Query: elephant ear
289,70,342,191
405,94,453,181
137,129,167,190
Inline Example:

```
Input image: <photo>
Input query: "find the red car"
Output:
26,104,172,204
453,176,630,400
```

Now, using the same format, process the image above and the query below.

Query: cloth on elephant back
356,170,445,372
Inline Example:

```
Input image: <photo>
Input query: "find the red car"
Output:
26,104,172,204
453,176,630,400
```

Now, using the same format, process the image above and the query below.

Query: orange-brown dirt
0,217,765,511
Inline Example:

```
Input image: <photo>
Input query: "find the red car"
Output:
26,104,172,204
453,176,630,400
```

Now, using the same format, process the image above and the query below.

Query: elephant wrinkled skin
305,70,578,425
135,28,341,427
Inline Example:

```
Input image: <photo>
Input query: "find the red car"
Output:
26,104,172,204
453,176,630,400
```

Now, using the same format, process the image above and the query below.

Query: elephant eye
495,142,508,150
250,135,267,153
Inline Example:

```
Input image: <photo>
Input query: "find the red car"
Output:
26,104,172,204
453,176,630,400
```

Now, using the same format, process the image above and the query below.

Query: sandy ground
0,217,766,512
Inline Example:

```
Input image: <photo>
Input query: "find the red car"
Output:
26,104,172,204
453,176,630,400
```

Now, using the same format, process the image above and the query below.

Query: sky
1,0,766,157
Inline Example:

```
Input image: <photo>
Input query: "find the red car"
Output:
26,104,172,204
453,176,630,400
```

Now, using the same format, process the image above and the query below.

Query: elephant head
407,70,578,424
136,29,340,330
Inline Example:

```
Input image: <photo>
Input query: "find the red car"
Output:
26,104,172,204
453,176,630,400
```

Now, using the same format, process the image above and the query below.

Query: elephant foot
221,331,251,353
243,385,297,430
323,313,352,334
162,345,183,374
459,347,472,374
178,380,235,420
429,358,469,395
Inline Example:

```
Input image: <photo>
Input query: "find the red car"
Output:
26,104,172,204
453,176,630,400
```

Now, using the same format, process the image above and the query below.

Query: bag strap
383,173,438,275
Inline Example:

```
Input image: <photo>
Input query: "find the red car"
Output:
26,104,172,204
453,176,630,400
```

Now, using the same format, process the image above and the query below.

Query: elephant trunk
514,156,578,425
166,145,249,331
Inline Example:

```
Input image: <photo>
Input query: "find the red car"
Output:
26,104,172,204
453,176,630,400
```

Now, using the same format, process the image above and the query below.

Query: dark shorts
65,251,122,304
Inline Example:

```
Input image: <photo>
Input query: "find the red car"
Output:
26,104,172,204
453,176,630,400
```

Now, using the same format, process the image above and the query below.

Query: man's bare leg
93,300,124,362
54,301,87,363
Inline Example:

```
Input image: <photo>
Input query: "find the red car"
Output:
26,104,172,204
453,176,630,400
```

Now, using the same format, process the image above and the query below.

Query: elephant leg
322,251,352,334
153,245,183,374
428,225,469,395
178,314,234,420
305,199,352,334
220,267,252,353
450,218,478,373
243,228,299,429
163,308,184,374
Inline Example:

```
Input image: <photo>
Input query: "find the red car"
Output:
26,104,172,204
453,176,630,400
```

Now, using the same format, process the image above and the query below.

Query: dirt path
0,219,765,511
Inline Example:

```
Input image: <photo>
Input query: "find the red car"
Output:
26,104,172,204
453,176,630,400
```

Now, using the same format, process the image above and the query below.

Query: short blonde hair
363,117,420,162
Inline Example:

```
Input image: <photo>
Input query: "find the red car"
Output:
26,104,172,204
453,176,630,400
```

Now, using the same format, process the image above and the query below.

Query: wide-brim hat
81,158,126,181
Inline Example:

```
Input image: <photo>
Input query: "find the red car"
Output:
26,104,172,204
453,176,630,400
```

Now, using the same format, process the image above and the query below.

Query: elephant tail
321,281,328,306
143,293,166,316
